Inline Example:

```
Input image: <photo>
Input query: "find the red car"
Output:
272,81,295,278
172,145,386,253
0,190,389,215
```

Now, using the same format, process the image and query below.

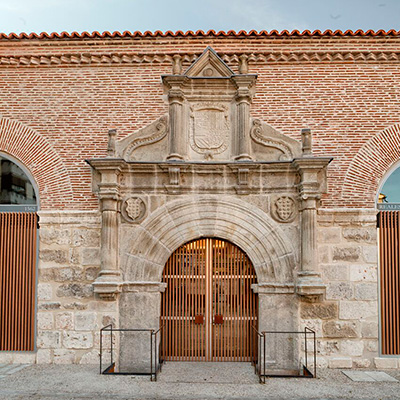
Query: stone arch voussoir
126,196,296,284
0,118,73,208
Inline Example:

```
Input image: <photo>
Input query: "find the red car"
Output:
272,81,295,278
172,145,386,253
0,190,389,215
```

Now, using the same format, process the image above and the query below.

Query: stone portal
88,47,332,370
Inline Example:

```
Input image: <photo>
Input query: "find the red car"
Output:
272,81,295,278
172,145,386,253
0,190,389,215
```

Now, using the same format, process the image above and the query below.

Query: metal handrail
251,325,266,384
261,327,317,378
304,327,317,378
99,324,165,381
152,324,165,381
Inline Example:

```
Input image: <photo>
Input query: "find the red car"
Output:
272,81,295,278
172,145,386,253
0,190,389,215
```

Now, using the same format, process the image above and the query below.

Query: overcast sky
0,0,399,35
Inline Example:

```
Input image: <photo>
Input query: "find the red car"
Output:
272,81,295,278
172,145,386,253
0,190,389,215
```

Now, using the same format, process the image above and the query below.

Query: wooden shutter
0,212,37,351
378,211,400,355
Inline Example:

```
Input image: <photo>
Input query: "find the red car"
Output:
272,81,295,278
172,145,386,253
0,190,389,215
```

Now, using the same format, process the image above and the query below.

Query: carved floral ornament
121,197,147,223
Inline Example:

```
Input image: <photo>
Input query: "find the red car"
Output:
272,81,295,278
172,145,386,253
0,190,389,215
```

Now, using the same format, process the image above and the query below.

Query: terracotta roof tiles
0,29,399,40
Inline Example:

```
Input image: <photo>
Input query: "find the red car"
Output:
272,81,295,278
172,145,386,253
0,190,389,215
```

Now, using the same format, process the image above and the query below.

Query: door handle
194,315,204,324
214,314,223,324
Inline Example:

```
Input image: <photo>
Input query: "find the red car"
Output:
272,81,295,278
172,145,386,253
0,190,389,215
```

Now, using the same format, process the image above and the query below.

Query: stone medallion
271,196,296,223
121,197,146,223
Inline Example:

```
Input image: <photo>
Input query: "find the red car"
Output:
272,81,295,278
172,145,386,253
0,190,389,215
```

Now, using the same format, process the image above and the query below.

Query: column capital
293,157,332,202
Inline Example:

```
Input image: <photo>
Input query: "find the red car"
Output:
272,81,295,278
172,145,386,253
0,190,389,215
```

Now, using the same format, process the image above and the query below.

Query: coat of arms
274,196,296,222
189,104,229,156
124,197,146,222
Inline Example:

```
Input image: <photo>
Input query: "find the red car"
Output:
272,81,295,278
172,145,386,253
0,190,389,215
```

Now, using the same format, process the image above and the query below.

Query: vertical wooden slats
379,211,400,355
0,212,37,352
161,238,258,362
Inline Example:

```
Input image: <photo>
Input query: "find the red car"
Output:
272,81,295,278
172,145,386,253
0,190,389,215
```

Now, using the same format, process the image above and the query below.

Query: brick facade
0,30,399,368
1,31,400,209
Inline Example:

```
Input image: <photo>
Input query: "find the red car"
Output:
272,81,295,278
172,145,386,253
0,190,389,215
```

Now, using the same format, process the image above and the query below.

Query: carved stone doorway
160,238,258,362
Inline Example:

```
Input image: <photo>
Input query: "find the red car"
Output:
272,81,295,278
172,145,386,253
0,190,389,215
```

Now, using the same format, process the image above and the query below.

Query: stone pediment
184,47,234,78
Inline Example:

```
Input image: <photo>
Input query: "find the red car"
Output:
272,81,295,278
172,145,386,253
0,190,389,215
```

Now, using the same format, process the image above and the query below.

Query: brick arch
123,196,296,284
0,118,73,209
341,124,400,207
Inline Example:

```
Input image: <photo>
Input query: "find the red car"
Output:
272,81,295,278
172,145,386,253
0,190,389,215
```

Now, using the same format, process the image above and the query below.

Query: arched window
0,153,38,352
0,154,38,209
377,163,400,205
377,162,400,355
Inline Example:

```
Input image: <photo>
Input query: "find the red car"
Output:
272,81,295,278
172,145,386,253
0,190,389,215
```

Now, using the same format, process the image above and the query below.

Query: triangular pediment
184,47,234,78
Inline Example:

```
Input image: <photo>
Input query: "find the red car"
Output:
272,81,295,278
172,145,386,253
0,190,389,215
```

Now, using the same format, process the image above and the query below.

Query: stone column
293,134,332,297
232,75,257,160
92,164,122,300
163,76,186,160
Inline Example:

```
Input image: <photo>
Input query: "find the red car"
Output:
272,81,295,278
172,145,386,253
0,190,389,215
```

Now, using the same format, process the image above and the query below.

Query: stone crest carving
122,197,146,223
271,196,296,223
189,103,229,157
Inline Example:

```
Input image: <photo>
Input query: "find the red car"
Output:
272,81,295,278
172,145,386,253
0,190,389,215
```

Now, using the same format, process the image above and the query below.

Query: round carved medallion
271,196,296,223
121,197,146,223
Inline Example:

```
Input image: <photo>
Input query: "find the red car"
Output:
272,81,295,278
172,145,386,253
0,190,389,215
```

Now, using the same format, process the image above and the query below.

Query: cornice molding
1,51,400,67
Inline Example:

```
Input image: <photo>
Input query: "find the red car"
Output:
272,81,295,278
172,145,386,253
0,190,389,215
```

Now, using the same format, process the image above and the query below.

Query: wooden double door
161,238,258,361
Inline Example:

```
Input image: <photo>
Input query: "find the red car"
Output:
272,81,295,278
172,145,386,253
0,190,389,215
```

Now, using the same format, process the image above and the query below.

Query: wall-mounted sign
377,203,400,211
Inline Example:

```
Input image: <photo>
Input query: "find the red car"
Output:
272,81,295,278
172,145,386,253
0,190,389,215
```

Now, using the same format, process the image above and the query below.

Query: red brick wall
1,32,399,209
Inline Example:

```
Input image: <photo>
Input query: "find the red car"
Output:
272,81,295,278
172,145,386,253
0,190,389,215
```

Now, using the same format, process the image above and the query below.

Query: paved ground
0,362,400,399
0,363,29,379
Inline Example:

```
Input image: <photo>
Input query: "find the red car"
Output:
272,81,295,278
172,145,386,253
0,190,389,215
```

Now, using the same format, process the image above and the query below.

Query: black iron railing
251,325,266,384
99,324,165,381
252,326,316,381
100,324,315,383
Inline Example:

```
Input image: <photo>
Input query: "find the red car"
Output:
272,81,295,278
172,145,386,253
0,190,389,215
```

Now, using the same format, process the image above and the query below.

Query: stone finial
239,54,249,74
107,129,117,157
172,55,182,75
301,128,312,155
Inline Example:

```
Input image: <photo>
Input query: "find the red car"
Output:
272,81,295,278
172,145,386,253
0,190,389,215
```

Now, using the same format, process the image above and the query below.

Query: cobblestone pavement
0,363,399,399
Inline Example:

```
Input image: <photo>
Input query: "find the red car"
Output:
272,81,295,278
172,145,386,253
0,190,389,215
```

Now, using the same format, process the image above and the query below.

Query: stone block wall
0,210,118,365
305,208,390,368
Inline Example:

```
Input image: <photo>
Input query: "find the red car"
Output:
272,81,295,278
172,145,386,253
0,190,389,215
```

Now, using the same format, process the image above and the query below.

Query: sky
0,0,400,35
382,168,400,203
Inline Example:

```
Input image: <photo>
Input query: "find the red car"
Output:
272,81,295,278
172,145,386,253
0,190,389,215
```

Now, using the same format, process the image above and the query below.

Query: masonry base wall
1,209,399,369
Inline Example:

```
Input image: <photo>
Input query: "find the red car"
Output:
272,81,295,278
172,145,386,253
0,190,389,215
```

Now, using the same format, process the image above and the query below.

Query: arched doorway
377,163,400,355
0,153,38,352
160,238,258,362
